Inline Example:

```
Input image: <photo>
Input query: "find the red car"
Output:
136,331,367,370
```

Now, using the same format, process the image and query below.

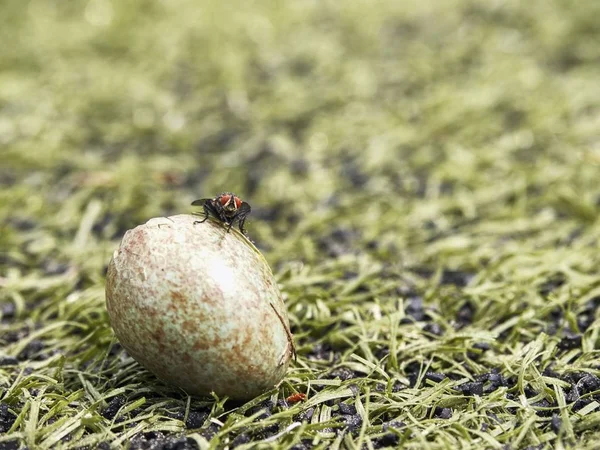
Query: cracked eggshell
105,214,293,400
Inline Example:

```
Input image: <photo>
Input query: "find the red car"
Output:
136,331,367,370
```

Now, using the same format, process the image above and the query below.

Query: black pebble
488,372,509,387
290,158,309,175
347,384,360,395
296,408,314,422
472,342,491,351
455,381,483,396
247,400,274,420
342,414,363,431
435,407,452,419
577,297,600,331
0,439,20,450
551,414,562,433
377,432,399,448
185,411,207,429
174,438,200,450
404,297,425,321
42,260,69,276
257,423,279,440
0,404,17,433
231,433,250,448
538,275,566,296
577,374,600,394
558,333,582,350
307,342,334,361
423,323,444,336
573,397,592,412
524,386,538,398
101,396,126,420
486,412,502,427
376,420,405,448
1,303,16,320
425,372,447,383
11,218,37,231
328,367,356,381
441,270,474,287
290,440,313,450
317,228,360,258
200,423,221,440
338,403,357,415
456,302,476,327
18,340,45,361
531,399,555,417
373,383,386,393
341,156,368,188
408,373,419,388
0,357,18,367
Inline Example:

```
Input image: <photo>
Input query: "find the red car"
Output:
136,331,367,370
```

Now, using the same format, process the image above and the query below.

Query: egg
105,214,294,400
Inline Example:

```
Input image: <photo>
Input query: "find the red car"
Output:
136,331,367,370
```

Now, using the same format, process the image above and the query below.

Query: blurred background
2,0,600,447
3,0,599,273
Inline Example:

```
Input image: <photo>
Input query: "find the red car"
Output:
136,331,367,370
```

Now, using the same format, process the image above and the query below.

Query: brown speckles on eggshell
105,214,293,400
193,339,210,351
152,328,167,351
170,291,186,304
182,319,196,333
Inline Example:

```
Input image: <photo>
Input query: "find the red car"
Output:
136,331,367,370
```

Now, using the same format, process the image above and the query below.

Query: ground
2,0,600,448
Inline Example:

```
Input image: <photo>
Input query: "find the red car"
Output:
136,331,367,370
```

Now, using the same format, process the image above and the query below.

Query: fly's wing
191,198,219,221
237,202,251,216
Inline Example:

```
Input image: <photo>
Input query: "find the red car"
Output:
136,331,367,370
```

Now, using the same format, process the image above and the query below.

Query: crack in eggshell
269,302,297,363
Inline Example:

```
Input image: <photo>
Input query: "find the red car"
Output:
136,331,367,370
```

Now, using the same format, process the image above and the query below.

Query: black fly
192,193,251,234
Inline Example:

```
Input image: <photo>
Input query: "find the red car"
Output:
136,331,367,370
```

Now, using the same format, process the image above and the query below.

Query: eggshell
105,214,293,400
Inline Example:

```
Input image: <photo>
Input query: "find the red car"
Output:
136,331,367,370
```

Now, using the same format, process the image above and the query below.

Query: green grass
2,0,600,448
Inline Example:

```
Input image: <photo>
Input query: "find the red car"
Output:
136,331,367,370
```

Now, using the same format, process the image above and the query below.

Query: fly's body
192,193,251,234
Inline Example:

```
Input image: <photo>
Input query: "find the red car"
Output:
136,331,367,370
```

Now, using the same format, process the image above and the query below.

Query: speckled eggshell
105,214,293,400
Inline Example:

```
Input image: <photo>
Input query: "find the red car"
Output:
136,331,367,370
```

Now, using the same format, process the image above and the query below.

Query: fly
192,192,251,234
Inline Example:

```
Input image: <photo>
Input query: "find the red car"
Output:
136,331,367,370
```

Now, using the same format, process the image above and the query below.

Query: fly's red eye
220,195,231,206
234,197,242,208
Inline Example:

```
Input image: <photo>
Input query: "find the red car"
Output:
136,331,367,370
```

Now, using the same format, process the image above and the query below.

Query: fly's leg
235,202,251,235
194,204,214,225
228,212,248,234
193,209,208,225
238,217,247,235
